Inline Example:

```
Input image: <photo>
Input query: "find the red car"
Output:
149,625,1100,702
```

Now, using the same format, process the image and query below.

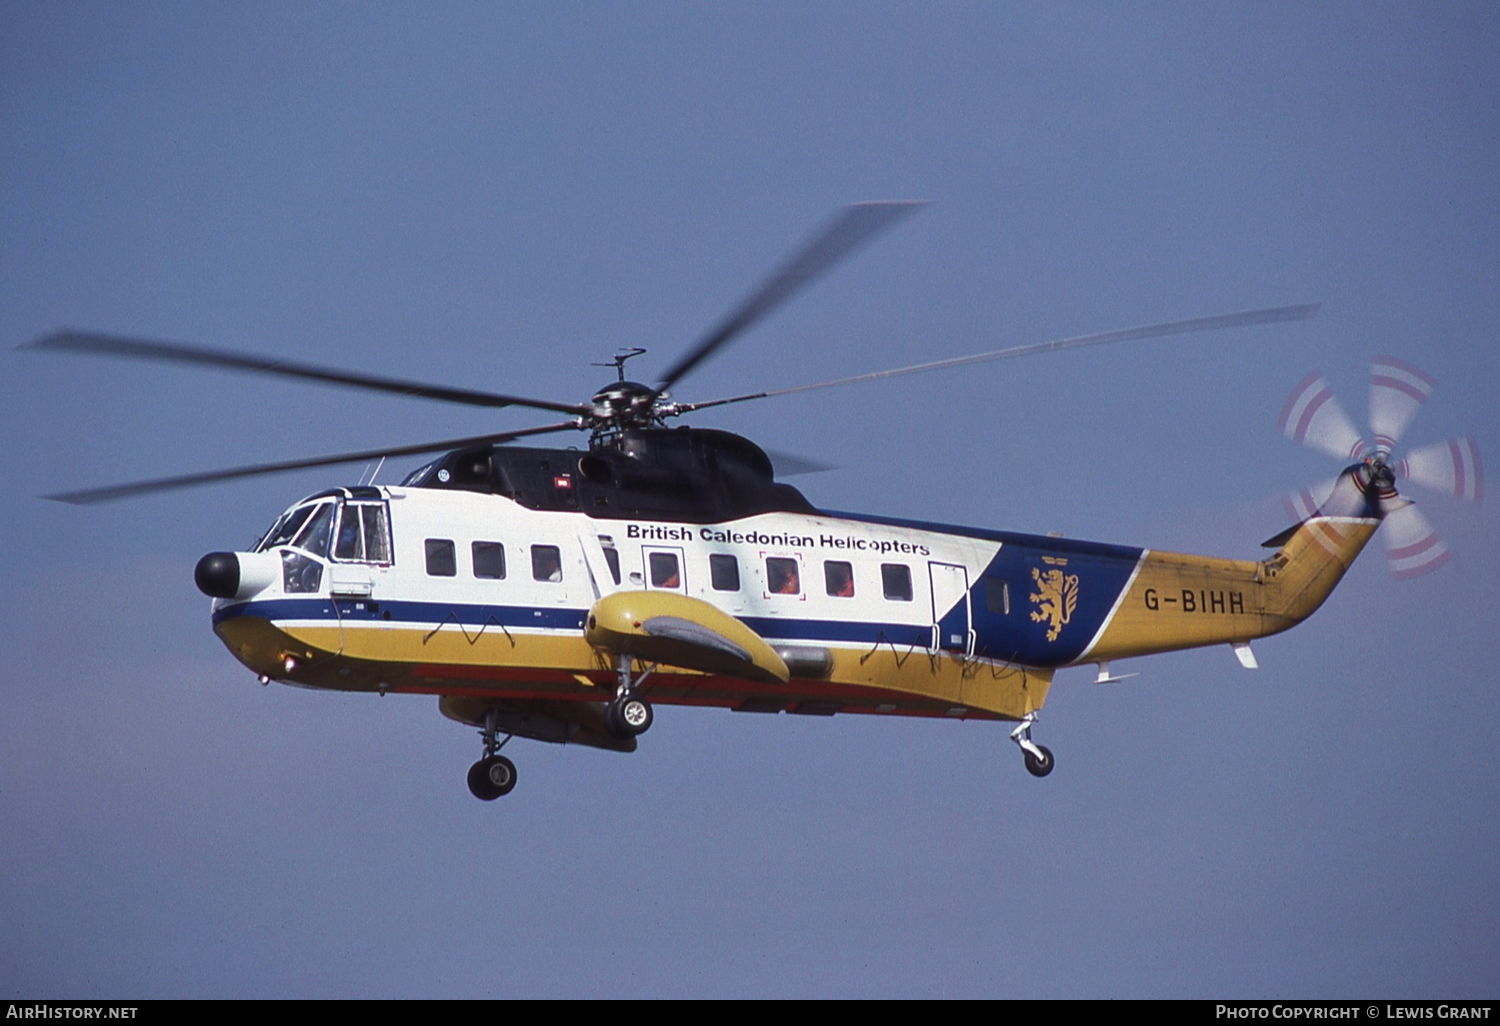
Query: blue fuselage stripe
214,598,931,649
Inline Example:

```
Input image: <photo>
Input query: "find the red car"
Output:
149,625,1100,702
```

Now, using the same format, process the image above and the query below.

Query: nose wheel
1009,714,1054,778
468,709,518,800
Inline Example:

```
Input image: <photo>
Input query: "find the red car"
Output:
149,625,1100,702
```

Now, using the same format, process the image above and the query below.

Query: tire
607,696,653,738
1023,744,1054,778
467,755,518,800
468,759,500,800
486,755,517,796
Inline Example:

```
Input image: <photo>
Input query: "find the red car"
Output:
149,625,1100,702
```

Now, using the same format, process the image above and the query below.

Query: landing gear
468,709,518,800
467,755,517,800
1009,714,1054,778
605,654,655,739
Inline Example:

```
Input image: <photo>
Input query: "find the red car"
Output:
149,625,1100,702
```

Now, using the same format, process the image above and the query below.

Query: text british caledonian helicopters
26,202,1477,801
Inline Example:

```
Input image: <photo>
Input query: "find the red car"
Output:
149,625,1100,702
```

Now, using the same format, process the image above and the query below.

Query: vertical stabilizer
1255,465,1382,633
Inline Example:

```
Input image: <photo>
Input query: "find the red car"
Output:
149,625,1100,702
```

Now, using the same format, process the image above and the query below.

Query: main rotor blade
23,330,592,417
654,201,926,393
764,448,839,477
44,421,581,505
681,303,1321,415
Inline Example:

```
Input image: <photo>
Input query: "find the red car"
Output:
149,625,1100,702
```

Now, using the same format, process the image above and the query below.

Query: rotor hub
1359,453,1398,499
590,380,660,415
588,380,672,441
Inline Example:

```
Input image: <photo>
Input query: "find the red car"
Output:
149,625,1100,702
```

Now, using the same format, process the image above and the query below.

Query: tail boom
1083,471,1381,664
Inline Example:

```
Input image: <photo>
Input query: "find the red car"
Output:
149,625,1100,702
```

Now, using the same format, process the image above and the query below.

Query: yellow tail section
1086,471,1381,663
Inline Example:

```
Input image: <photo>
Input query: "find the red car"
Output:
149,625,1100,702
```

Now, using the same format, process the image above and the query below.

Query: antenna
591,348,648,383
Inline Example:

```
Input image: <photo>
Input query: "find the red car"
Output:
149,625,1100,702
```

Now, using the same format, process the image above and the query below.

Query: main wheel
607,695,653,738
1023,744,1054,778
467,755,518,800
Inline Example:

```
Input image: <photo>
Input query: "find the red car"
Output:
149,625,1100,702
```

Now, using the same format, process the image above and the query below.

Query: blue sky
2,2,1497,998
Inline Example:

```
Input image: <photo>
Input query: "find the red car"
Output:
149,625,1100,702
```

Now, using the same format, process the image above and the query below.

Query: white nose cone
194,550,280,600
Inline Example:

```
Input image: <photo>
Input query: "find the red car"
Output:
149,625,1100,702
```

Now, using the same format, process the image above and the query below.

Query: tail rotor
1278,357,1481,578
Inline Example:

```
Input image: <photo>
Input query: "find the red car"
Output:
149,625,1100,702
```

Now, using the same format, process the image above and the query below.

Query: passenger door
928,561,973,656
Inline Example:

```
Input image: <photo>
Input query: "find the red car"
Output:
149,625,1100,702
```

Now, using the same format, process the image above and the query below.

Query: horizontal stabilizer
1261,523,1301,549
1092,661,1140,685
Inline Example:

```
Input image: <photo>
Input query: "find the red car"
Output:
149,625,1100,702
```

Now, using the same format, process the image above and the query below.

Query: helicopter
24,201,1466,801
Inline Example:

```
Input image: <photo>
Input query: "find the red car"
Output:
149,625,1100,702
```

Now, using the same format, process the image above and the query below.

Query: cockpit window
294,503,335,557
335,506,361,560
361,505,391,562
333,501,393,564
257,505,315,552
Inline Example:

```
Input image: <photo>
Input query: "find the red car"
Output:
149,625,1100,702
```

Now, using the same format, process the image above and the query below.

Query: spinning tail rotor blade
1368,356,1435,453
44,421,582,505
1400,437,1483,503
655,201,926,392
1382,502,1450,579
1278,370,1365,462
1284,476,1340,522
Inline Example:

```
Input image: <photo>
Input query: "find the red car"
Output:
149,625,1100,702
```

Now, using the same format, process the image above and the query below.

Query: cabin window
532,545,563,582
600,541,622,585
766,557,801,596
648,552,681,589
472,541,506,579
425,539,457,577
881,563,913,602
982,577,1010,615
824,560,855,598
293,502,335,557
709,554,740,592
334,501,393,564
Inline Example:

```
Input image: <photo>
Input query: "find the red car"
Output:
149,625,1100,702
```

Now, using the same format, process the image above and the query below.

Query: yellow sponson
585,591,790,685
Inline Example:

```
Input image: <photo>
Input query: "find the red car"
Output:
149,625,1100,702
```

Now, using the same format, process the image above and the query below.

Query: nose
195,552,241,598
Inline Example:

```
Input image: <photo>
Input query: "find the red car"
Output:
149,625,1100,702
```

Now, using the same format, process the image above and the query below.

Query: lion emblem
1029,567,1079,642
